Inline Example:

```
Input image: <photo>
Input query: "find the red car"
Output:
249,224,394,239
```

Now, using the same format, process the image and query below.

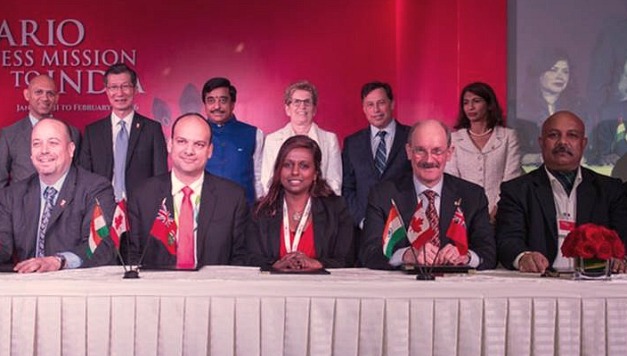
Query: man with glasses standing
202,77,264,204
360,120,496,270
79,63,167,202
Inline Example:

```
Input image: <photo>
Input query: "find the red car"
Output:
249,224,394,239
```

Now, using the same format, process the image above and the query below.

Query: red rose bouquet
561,223,626,260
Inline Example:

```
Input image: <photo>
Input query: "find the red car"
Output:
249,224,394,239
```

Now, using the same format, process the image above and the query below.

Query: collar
369,119,397,140
286,122,320,142
210,115,237,128
28,113,40,127
171,171,204,196
544,165,583,186
413,174,444,198
39,169,70,198
111,111,134,127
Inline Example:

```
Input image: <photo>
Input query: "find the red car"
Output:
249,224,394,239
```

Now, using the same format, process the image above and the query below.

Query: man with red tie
127,113,249,267
360,120,496,270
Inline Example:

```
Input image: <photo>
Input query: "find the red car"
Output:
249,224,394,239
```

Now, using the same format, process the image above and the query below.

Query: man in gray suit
0,74,81,187
0,118,116,273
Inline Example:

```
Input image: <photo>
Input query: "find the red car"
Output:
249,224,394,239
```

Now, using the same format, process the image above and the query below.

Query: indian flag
87,200,109,258
382,201,407,258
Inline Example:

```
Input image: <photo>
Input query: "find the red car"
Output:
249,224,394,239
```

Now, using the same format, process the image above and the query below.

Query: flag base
123,270,140,279
416,273,435,281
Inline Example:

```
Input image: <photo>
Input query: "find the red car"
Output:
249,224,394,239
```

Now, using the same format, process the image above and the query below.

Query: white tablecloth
0,266,626,356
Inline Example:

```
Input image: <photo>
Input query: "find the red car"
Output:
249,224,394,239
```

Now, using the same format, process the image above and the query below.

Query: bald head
23,75,58,120
31,118,75,185
539,110,587,171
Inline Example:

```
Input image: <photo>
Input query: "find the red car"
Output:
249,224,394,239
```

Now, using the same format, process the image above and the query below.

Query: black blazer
79,112,168,199
127,172,249,267
496,165,627,269
0,166,116,266
341,121,411,227
245,195,354,269
360,173,496,270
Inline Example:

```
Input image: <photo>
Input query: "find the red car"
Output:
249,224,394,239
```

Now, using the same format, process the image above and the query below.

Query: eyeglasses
205,96,231,105
410,146,449,157
290,98,313,107
106,84,135,92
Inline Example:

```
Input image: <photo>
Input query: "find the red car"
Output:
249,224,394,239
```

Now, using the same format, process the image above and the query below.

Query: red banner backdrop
0,0,506,141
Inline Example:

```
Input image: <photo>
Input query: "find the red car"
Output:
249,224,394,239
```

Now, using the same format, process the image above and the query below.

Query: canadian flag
407,200,436,250
110,199,129,250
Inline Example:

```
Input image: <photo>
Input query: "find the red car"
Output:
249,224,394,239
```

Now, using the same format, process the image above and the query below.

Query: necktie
374,130,387,176
423,190,440,247
36,187,58,257
114,121,129,201
177,186,195,269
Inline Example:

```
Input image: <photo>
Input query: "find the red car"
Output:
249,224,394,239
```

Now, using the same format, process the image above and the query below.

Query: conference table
1,266,626,356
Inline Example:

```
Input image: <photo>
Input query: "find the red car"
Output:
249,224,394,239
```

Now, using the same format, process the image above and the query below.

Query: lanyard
282,197,312,253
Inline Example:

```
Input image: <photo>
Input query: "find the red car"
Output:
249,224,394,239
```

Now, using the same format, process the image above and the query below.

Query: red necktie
177,186,195,269
423,190,440,247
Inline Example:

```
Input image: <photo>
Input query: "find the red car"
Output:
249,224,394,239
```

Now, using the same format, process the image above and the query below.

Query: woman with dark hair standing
445,82,522,221
512,49,585,165
246,135,353,270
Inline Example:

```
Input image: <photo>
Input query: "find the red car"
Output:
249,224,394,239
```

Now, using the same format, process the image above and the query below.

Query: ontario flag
109,199,129,250
87,200,109,258
382,201,406,258
446,205,468,255
150,198,177,255
406,200,436,250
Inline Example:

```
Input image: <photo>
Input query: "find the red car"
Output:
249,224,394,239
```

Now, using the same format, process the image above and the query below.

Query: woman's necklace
468,128,493,137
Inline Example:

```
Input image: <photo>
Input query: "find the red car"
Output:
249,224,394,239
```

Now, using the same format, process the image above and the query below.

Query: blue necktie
36,186,57,257
114,121,129,201
374,130,388,176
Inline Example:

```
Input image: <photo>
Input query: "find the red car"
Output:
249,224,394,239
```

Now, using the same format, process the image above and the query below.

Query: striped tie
374,130,387,176
423,190,440,247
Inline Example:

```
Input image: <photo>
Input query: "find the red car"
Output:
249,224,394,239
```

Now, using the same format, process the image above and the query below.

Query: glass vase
573,257,611,280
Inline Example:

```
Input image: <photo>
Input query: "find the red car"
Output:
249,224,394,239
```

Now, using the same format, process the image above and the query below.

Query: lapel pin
136,123,140,129
60,199,66,208
454,198,462,207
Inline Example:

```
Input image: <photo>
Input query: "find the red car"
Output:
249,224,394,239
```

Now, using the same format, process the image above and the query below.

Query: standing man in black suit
360,120,496,270
79,63,167,201
496,111,627,273
342,82,411,229
128,113,249,267
0,118,116,273
0,74,81,187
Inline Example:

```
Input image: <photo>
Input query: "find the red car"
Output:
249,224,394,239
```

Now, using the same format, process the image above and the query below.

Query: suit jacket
128,172,249,267
360,173,496,270
78,112,168,199
0,166,116,266
261,122,342,195
341,121,412,227
0,117,82,188
445,126,522,212
496,165,627,269
245,195,354,269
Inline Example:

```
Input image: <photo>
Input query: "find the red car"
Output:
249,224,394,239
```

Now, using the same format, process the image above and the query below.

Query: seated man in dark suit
0,74,81,187
79,63,167,202
360,120,496,270
496,111,627,273
128,113,249,268
0,118,116,273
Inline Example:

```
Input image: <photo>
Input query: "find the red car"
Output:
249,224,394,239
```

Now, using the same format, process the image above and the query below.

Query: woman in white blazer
445,82,522,221
261,81,342,196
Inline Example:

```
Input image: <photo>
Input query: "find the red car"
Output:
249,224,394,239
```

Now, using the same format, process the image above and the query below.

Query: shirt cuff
513,251,528,270
57,252,82,269
467,250,480,268
388,247,408,267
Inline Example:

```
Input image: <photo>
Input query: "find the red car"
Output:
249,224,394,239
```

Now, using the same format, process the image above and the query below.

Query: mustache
210,109,226,114
417,162,440,169
552,145,573,156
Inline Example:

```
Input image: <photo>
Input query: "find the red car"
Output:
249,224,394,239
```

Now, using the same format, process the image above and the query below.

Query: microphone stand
415,244,436,281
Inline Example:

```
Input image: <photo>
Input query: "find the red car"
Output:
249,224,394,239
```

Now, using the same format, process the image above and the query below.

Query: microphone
415,244,437,281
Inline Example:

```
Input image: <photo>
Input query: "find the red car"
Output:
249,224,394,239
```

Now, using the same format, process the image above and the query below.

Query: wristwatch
55,254,67,270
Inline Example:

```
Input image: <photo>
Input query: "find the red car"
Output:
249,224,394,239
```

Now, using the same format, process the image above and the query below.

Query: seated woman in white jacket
261,80,342,196
445,82,522,222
